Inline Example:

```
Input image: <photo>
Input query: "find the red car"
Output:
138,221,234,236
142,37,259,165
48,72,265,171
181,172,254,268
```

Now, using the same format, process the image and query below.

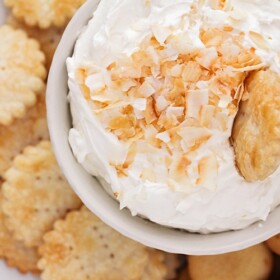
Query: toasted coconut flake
80,84,90,100
197,154,219,190
90,95,111,103
144,97,157,124
199,105,215,127
145,125,158,141
234,83,245,101
219,42,241,58
138,80,156,97
249,31,270,51
233,51,263,69
229,63,266,72
108,116,135,131
196,47,218,69
158,113,179,131
182,61,202,83
200,28,230,48
176,156,191,175
120,79,138,91
75,68,87,84
166,107,184,118
155,96,169,112
169,155,190,178
85,73,106,93
187,90,209,119
218,94,234,108
169,33,198,54
178,127,212,150
171,64,183,77
223,25,234,32
209,0,231,10
132,98,147,112
159,46,178,61
215,112,229,131
152,25,172,45
156,131,170,143
146,46,159,64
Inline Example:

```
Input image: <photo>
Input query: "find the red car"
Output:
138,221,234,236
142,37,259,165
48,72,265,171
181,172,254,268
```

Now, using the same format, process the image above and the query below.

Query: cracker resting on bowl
232,70,280,181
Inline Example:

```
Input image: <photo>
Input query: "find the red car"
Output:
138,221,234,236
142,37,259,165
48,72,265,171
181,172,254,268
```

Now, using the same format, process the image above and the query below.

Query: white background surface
0,1,38,279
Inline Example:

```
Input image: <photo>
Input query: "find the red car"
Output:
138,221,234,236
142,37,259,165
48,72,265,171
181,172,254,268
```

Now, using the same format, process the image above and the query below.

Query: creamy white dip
67,0,280,232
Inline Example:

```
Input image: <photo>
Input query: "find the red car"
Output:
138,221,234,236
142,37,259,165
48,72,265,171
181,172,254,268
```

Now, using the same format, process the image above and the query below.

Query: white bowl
46,0,280,255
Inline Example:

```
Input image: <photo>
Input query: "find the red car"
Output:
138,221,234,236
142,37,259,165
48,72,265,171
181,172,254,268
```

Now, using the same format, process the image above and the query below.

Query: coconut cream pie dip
67,0,280,233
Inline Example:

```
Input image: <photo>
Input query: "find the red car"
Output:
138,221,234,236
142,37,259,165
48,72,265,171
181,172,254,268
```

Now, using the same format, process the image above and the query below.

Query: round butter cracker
188,244,273,280
0,92,48,179
39,206,176,280
266,234,280,256
2,141,82,248
5,0,86,28
0,192,40,274
7,16,65,70
0,25,46,126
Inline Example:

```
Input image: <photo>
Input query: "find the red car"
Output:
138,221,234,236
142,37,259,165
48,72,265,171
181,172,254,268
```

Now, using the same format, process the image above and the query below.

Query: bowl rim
47,0,280,255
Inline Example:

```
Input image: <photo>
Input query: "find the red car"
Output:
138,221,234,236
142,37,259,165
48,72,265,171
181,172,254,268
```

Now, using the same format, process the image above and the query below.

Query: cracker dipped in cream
67,0,280,233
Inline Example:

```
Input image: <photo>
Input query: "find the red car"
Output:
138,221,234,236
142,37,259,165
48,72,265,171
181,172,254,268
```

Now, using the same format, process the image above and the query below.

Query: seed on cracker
2,141,82,248
0,192,40,274
0,25,46,126
0,92,49,179
38,206,176,280
5,0,86,29
188,244,273,280
7,16,65,70
266,234,280,256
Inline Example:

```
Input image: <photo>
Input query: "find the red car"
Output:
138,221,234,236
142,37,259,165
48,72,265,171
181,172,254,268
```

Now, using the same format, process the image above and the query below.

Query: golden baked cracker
266,234,280,256
0,192,40,274
162,254,180,280
0,26,46,78
143,250,179,279
0,25,46,126
2,141,82,248
5,0,86,29
232,70,280,181
7,16,65,70
0,92,49,180
178,267,191,280
38,206,174,280
188,244,273,280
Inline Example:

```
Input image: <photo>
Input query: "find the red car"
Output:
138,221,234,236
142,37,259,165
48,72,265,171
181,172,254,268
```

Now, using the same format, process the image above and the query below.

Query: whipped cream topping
67,0,280,232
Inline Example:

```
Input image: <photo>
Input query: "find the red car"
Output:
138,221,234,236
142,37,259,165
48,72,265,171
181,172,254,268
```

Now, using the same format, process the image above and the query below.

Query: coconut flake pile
74,1,267,192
